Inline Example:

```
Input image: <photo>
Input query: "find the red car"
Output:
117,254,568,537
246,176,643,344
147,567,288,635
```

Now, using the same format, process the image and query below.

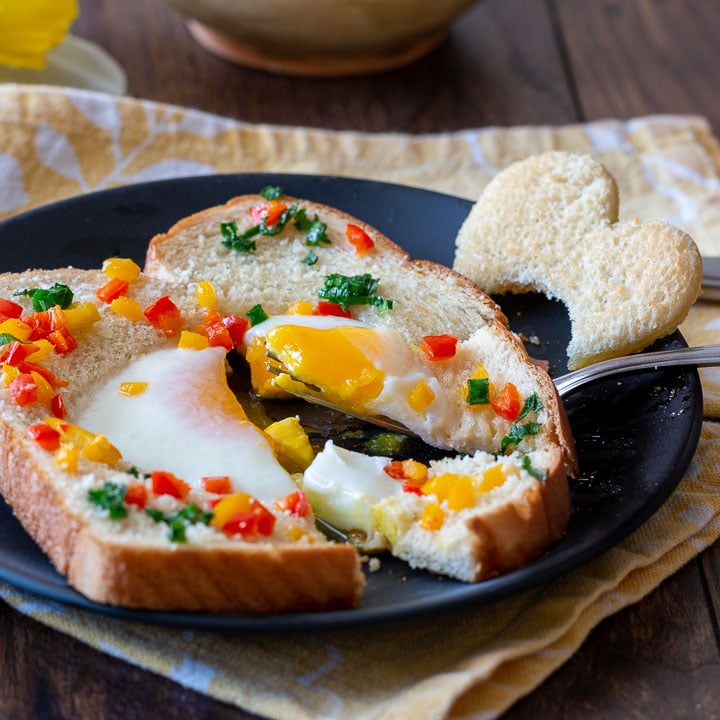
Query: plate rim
0,173,703,631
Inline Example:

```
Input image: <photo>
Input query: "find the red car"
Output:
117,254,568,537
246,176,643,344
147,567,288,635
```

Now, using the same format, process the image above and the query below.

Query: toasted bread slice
453,151,703,369
144,193,577,582
0,268,364,612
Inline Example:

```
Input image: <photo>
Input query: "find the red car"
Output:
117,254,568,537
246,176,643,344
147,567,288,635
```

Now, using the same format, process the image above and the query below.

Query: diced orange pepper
491,382,522,421
250,200,287,227
96,277,129,304
47,327,77,355
125,483,148,508
345,223,374,254
202,309,233,351
201,476,233,494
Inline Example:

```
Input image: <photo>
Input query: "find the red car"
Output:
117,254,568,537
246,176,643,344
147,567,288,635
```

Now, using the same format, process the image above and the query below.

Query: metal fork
278,344,720,436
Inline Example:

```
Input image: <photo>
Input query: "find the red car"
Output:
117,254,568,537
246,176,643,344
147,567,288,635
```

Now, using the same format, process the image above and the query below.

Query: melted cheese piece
75,347,296,501
301,441,402,549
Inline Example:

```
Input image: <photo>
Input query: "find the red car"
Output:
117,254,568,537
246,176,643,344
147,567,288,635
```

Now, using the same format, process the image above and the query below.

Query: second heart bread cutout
453,151,703,369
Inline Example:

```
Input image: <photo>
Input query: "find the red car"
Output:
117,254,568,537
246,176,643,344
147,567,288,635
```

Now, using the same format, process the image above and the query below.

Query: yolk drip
264,325,385,408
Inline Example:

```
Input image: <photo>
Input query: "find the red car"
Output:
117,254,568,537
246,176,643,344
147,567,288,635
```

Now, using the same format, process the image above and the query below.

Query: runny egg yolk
265,325,386,410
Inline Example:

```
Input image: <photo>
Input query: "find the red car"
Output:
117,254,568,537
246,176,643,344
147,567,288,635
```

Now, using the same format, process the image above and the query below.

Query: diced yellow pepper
54,443,79,472
30,371,54,404
264,416,314,473
194,280,217,309
287,300,313,315
81,434,122,466
118,381,148,396
421,472,453,499
288,525,307,541
25,339,54,362
471,363,489,380
0,318,32,342
210,492,253,529
2,364,20,386
64,301,101,331
447,475,476,511
110,296,145,322
406,378,435,412
44,417,96,449
177,330,210,350
103,257,141,282
420,502,445,531
477,464,506,493
399,459,428,485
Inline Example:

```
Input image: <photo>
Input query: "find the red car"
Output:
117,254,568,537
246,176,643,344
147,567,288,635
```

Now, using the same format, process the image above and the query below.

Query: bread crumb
367,557,381,573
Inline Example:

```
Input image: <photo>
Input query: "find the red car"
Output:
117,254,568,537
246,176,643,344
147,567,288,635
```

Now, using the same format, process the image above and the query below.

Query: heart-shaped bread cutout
453,151,703,369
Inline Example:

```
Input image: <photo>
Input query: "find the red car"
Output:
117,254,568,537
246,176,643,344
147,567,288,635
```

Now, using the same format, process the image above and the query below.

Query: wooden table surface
3,0,720,718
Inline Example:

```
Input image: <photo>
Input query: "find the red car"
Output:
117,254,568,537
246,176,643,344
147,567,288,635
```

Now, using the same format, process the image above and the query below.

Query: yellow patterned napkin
2,84,720,719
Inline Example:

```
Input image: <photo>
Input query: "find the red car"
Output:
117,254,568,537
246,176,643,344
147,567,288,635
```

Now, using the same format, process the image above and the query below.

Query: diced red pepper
125,483,148,509
50,392,66,419
144,296,184,336
491,382,522,422
222,499,276,537
250,200,287,227
18,361,68,388
151,470,190,500
345,224,374,254
222,512,257,536
222,314,249,347
28,422,61,451
313,301,352,318
402,484,423,495
421,334,459,361
0,341,35,366
274,490,310,518
10,373,38,406
47,327,77,356
202,309,234,351
96,277,129,304
253,502,276,535
201,476,233,494
0,298,24,321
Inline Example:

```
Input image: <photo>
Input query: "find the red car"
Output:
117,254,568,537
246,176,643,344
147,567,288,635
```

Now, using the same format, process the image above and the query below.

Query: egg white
74,346,297,502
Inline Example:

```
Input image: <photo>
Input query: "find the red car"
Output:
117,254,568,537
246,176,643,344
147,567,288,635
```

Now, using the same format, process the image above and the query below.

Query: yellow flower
0,0,79,70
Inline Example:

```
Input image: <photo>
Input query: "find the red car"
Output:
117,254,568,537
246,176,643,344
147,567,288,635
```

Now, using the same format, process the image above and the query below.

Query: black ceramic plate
0,174,703,631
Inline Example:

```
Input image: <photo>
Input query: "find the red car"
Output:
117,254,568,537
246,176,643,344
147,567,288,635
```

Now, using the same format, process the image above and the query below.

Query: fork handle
553,344,720,397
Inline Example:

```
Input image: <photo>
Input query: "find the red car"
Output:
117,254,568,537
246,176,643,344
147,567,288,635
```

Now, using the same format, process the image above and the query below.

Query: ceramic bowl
164,0,481,76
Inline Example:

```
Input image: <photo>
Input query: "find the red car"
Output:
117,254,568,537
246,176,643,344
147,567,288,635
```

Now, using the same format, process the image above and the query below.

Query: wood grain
556,0,720,129
74,0,576,130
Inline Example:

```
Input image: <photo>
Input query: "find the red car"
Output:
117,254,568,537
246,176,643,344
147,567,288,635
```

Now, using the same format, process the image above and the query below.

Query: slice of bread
0,268,364,612
453,152,703,369
144,192,577,581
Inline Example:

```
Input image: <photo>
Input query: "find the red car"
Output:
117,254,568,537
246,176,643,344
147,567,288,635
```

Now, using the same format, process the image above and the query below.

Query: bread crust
0,268,365,612
145,193,577,585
